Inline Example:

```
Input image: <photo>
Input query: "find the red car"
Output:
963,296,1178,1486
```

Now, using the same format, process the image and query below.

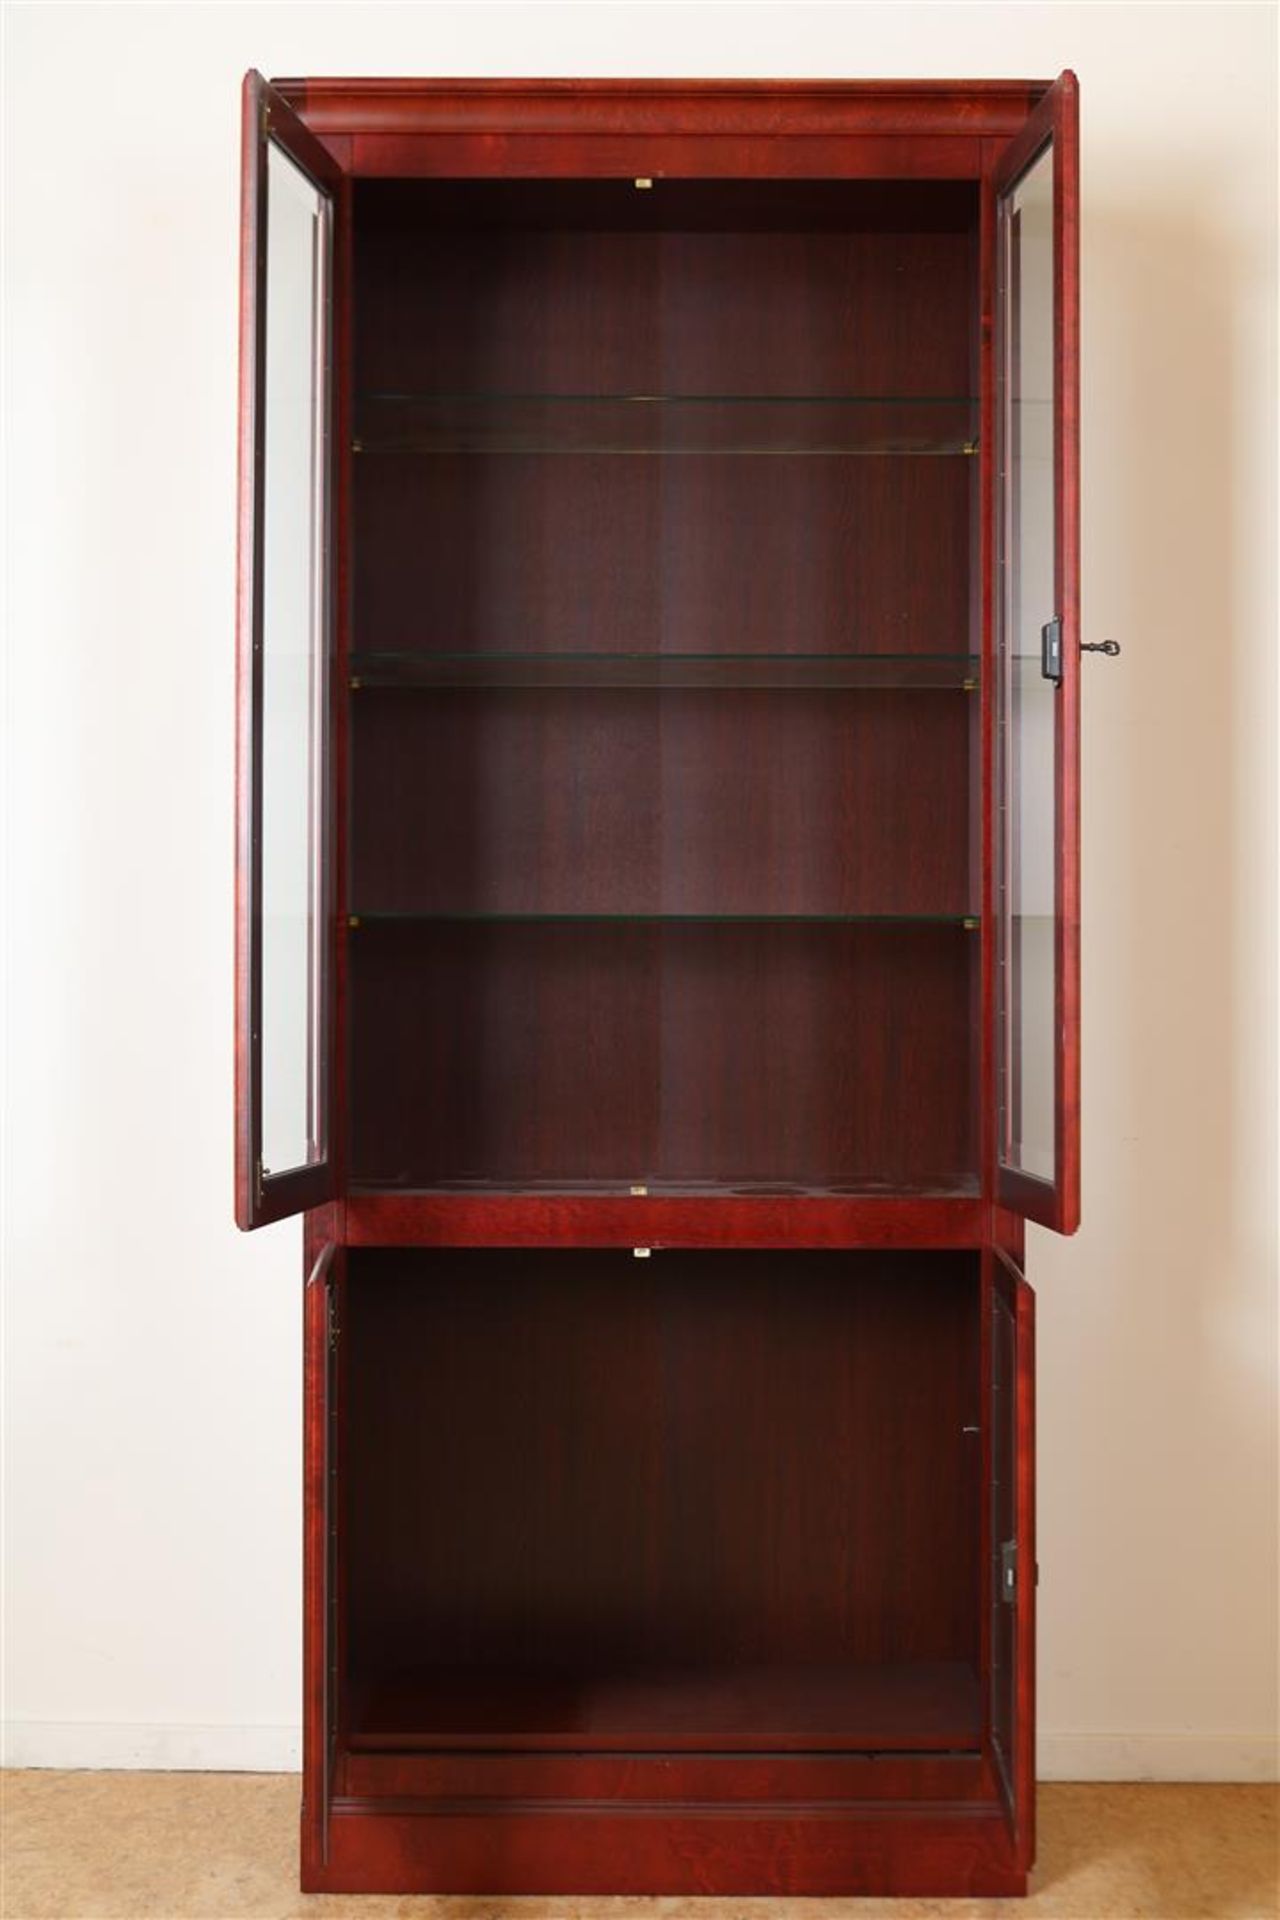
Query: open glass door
993,73,1081,1234
236,73,343,1228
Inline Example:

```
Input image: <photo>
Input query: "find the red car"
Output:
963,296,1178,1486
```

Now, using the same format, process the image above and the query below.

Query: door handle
1080,639,1121,657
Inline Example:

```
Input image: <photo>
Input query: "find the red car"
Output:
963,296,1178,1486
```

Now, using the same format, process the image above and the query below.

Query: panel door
989,1249,1035,1873
992,74,1081,1233
302,1233,342,1877
235,73,344,1228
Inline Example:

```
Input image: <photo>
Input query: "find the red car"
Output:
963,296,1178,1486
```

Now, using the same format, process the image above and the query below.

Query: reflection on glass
260,142,330,1178
998,143,1056,1184
347,651,981,691
348,911,981,926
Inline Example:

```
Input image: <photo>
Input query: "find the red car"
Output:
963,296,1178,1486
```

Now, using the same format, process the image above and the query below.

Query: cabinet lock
1000,1539,1018,1604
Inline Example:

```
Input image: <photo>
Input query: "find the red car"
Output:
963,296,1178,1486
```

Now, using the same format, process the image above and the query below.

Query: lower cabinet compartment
308,1244,1030,1894
341,1248,983,1754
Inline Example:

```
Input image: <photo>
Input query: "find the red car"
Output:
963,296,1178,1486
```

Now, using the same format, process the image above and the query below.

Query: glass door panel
993,75,1080,1233
236,73,343,1228
262,140,329,1182
999,144,1054,1185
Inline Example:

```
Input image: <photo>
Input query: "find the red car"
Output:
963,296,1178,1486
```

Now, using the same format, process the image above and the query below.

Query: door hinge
327,1290,340,1351
1041,616,1063,685
1000,1538,1018,1604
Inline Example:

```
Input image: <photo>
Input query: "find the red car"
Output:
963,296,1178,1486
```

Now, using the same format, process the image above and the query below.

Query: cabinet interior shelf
348,911,979,928
347,1176,982,1198
346,1659,983,1754
354,391,979,457
349,651,980,691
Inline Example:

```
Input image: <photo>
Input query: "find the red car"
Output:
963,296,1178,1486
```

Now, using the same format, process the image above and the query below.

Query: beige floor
1,1775,1276,1920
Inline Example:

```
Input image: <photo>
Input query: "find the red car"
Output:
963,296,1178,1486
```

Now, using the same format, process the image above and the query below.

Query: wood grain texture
354,455,972,657
312,1800,1025,1895
347,1662,981,1754
989,1254,1016,1810
987,1246,1037,1880
346,174,979,1198
338,1747,996,1801
1014,1260,1037,1873
353,133,990,182
344,1192,983,1246
300,1219,340,1881
976,140,999,1737
277,74,1048,138
232,74,1079,1897
992,72,1081,1235
348,920,978,1192
351,691,974,916
354,180,976,385
342,1249,982,1715
352,183,976,658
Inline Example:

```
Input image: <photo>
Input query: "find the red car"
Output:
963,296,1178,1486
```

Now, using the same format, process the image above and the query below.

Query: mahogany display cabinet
234,73,1098,1897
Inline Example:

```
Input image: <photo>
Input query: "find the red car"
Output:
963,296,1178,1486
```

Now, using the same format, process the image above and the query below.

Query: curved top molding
273,76,1052,140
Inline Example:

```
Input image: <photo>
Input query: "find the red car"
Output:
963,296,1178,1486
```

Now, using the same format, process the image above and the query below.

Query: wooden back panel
344,1248,982,1695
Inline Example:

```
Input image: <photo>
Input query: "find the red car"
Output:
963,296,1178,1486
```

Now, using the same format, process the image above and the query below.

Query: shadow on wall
1037,184,1278,1768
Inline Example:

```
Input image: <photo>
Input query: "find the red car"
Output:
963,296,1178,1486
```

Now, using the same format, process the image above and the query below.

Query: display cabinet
235,74,1097,1897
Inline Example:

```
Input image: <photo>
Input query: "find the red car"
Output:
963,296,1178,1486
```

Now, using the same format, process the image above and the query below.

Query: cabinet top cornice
272,75,1058,140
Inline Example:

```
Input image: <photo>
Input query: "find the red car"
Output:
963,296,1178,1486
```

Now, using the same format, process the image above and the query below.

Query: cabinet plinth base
303,1798,1027,1897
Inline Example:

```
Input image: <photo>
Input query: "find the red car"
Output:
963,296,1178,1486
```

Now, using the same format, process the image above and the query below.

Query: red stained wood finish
300,1228,338,1879
342,1251,981,1716
277,76,1048,132
232,74,1085,1900
346,1661,982,1754
1010,1251,1038,1872
993,73,1082,1233
318,1801,1025,1896
350,694,974,916
349,920,978,1194
234,73,342,1229
344,1191,983,1247
338,1746,997,1801
345,169,981,1200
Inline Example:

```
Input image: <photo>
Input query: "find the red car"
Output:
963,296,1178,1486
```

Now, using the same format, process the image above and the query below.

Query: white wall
3,1,1276,1781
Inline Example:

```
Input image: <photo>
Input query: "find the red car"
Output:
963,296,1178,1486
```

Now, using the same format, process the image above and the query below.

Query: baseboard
1,1721,301,1772
4,1722,1274,1780
1038,1733,1278,1782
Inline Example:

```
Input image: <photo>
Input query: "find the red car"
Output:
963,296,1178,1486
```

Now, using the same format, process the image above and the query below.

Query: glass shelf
354,392,979,457
348,1175,982,1198
348,911,980,928
348,651,980,692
